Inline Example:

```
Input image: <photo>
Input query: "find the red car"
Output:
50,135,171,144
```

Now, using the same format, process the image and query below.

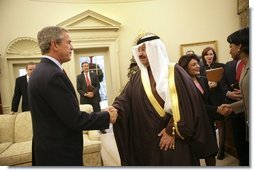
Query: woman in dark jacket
178,54,229,166
201,47,225,105
201,47,226,160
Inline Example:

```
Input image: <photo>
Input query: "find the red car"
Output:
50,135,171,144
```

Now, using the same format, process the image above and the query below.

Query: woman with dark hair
201,47,225,106
201,47,225,89
221,27,249,166
227,27,249,121
201,47,226,160
178,54,231,166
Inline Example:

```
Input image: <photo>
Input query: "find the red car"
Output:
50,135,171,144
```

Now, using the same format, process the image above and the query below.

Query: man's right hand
217,104,232,117
158,128,175,151
106,106,118,124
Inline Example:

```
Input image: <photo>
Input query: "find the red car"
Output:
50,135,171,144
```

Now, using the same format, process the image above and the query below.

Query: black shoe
217,152,224,160
100,130,107,134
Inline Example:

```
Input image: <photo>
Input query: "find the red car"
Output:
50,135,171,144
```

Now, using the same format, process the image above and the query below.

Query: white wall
0,0,241,110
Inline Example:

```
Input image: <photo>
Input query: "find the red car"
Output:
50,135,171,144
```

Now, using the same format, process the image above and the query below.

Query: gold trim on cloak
169,63,184,140
141,70,165,117
141,64,184,140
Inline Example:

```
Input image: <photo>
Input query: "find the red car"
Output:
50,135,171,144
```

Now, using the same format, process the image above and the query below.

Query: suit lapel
89,72,94,86
228,60,237,83
240,62,249,86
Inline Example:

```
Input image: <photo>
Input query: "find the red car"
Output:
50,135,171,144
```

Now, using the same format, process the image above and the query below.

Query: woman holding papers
201,47,225,90
201,47,226,160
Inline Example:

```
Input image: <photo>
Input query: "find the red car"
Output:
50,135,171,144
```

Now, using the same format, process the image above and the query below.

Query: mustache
139,55,146,59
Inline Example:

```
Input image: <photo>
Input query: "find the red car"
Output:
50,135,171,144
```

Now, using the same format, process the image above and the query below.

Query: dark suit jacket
197,76,224,122
76,72,101,112
203,62,225,106
28,58,109,166
11,75,29,112
220,60,238,103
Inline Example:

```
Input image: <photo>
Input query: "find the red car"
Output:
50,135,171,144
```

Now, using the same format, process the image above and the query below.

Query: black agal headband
137,36,160,45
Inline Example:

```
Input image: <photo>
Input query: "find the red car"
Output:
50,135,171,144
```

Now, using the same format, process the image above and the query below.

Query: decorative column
237,0,249,28
0,92,3,114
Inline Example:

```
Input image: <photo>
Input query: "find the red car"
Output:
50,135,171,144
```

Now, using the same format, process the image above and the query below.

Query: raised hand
106,106,118,124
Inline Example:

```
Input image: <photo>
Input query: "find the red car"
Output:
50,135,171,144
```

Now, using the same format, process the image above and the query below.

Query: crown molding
30,0,152,4
58,9,121,32
5,37,40,56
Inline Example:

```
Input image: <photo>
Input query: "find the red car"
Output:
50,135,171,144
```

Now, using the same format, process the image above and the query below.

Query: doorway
12,64,29,112
79,55,108,110
13,64,27,79
75,47,110,110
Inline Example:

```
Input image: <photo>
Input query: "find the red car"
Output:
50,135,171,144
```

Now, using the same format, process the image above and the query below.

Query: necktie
85,73,90,86
236,60,245,82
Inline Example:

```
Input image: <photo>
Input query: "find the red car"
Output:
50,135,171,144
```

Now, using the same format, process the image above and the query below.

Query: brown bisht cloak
112,64,218,166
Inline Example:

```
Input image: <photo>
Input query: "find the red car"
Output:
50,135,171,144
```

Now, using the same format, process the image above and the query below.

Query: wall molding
30,0,152,4
5,37,40,57
58,9,121,104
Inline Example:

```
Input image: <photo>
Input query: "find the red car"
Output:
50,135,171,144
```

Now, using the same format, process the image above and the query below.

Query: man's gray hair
37,26,68,55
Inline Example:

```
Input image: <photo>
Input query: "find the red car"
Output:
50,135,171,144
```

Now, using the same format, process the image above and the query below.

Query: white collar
43,55,63,70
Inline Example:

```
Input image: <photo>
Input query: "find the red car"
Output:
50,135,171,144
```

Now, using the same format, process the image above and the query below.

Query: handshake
105,106,118,124
217,104,232,117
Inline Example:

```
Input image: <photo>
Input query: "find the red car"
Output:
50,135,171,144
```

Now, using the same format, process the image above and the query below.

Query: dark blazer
77,72,101,111
204,62,225,106
197,76,224,122
28,58,109,166
220,59,249,165
220,60,238,103
11,75,29,112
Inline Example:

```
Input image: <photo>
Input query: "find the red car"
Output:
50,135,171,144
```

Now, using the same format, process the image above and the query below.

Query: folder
206,67,224,82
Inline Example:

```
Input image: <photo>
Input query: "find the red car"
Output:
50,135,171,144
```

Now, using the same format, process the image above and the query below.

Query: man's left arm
92,73,100,93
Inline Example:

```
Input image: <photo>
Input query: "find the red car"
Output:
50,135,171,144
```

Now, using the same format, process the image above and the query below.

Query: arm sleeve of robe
112,79,133,166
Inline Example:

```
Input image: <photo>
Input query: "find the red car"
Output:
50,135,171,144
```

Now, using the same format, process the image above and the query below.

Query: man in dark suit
10,62,36,114
77,62,106,134
28,26,118,166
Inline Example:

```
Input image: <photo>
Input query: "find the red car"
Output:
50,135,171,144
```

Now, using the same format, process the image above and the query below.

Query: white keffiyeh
132,35,171,113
